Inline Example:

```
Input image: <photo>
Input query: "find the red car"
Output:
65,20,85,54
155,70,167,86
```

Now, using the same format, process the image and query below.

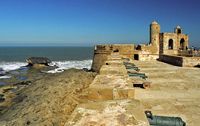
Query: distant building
91,21,200,72
153,21,189,55
135,21,189,60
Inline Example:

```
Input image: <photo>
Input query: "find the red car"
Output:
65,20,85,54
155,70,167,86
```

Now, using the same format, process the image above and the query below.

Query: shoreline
0,45,199,125
0,68,96,125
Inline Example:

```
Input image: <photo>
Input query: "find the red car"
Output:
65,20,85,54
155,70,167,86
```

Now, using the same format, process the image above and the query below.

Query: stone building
91,21,200,72
135,21,189,60
157,23,189,55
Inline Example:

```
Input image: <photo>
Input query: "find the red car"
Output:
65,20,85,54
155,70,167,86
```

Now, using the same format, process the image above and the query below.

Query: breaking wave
0,60,92,73
47,60,92,73
0,62,27,71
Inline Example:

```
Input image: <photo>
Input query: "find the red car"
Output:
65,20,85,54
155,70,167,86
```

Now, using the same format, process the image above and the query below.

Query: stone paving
134,60,200,126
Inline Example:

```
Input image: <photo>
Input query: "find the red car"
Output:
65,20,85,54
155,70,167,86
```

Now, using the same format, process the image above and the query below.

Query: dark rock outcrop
26,57,52,69
0,68,6,76
26,57,51,66
0,94,5,103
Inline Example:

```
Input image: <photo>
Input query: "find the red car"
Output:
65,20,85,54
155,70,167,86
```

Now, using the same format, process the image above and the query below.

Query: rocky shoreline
1,51,195,125
0,68,96,125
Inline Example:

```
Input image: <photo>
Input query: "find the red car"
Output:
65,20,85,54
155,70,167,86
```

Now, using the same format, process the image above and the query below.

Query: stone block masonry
65,100,149,126
159,54,200,67
65,51,149,125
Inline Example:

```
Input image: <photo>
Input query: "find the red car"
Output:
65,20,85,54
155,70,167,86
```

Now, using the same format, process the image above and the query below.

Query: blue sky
0,0,200,46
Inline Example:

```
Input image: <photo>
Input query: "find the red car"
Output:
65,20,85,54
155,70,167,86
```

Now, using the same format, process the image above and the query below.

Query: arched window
180,38,185,50
136,45,141,50
168,39,173,50
177,29,181,34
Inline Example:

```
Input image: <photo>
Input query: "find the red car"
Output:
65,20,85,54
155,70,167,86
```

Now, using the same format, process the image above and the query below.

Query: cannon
126,66,140,72
123,62,140,71
123,62,136,66
128,73,147,79
145,111,186,126
133,82,151,89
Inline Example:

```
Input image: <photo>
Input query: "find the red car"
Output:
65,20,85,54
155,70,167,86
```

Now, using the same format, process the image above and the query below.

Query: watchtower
174,25,182,34
150,21,160,54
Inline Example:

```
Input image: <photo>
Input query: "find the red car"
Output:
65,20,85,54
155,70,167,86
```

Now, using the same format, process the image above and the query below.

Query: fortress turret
174,25,182,34
150,21,160,45
150,21,160,54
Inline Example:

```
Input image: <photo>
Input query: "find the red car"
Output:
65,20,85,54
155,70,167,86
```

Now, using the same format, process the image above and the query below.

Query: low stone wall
182,57,200,67
91,52,110,72
139,54,159,61
65,48,150,125
159,54,183,66
159,54,200,67
65,100,149,126
91,44,134,72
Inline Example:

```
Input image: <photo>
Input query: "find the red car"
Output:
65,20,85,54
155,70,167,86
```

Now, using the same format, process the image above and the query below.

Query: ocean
0,46,94,72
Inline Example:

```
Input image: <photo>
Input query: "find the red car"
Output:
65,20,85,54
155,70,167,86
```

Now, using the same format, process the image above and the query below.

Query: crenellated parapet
91,44,134,72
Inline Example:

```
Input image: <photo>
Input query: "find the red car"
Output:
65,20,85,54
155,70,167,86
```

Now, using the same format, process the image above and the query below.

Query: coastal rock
40,65,59,73
0,68,6,76
0,94,5,103
0,69,96,125
26,57,52,69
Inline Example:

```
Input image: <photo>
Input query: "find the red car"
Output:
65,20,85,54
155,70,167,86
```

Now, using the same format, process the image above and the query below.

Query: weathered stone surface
134,60,200,125
87,75,134,101
65,99,149,126
105,59,123,66
91,44,134,72
159,54,200,67
113,88,135,99
99,65,127,75
88,87,113,100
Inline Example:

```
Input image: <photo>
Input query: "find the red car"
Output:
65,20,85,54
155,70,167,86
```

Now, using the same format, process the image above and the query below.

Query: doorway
180,38,185,50
134,54,139,60
168,39,173,50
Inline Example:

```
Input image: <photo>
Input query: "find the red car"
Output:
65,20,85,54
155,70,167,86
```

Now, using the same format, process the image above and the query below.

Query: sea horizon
0,46,94,72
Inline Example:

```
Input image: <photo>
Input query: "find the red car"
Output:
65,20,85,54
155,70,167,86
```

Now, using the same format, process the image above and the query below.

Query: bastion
91,21,200,71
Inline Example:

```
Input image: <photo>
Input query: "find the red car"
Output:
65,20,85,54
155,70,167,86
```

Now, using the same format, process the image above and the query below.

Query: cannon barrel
126,67,140,71
124,63,136,66
128,73,145,76
123,62,135,65
128,73,148,79
145,111,186,126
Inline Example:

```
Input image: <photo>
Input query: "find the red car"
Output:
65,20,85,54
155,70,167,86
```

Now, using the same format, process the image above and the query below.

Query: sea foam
0,60,92,73
0,76,11,79
0,62,27,71
47,60,92,73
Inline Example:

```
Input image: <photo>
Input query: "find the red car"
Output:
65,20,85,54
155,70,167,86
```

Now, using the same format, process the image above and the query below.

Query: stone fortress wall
91,21,200,71
91,44,134,72
85,21,198,126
